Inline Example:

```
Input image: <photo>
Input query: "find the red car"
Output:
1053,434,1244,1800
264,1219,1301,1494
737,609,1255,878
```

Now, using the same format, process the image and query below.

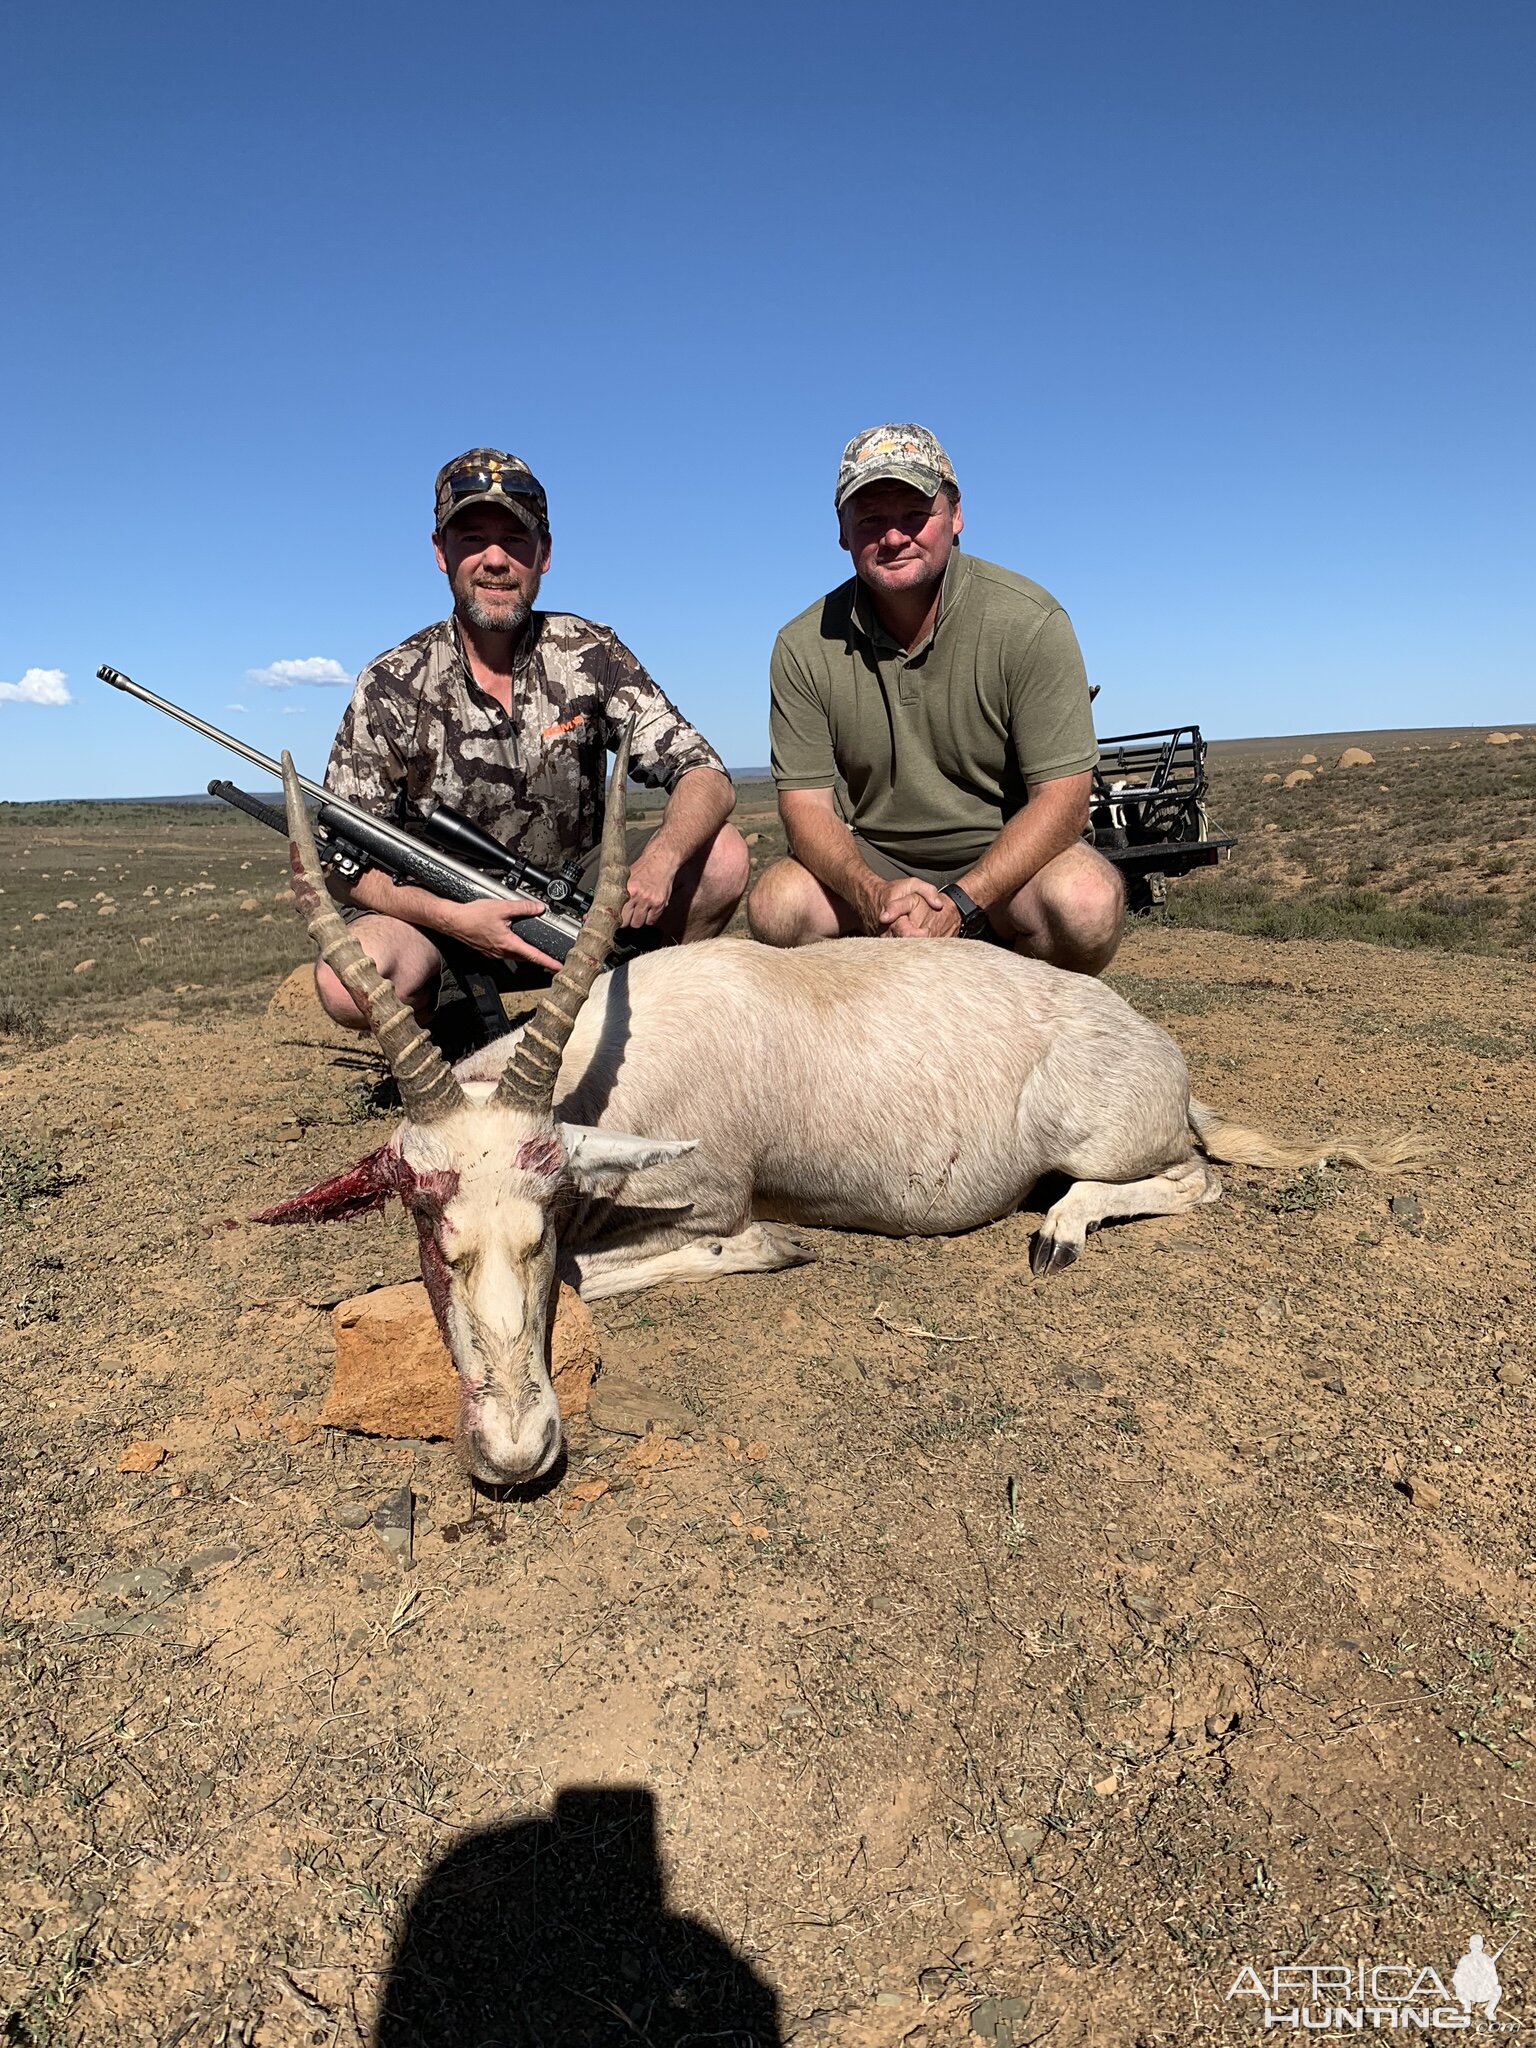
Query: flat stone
372,1486,414,1568
263,964,359,1046
95,1567,175,1603
1062,1367,1103,1394
182,1547,240,1574
323,1280,598,1439
971,1996,1034,2043
64,1605,176,1640
1390,1193,1423,1228
117,1441,166,1473
588,1376,698,1439
1124,1591,1169,1626
331,1503,374,1530
1002,1822,1046,1857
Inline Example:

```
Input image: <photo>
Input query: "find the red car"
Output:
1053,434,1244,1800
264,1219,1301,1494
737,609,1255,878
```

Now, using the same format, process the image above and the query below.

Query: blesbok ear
252,1146,406,1225
558,1124,697,1191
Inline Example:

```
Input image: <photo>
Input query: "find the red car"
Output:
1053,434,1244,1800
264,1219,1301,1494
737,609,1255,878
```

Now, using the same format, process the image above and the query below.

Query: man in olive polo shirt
748,424,1124,974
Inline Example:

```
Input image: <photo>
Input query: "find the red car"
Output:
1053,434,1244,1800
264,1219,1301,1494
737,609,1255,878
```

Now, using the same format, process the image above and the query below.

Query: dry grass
1169,736,1536,955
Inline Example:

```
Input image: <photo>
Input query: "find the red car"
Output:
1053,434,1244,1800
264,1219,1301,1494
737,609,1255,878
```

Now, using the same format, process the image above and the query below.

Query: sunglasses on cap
442,461,544,504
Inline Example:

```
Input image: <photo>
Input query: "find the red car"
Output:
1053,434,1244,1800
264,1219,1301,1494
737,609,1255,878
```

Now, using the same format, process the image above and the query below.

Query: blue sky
2,0,1531,798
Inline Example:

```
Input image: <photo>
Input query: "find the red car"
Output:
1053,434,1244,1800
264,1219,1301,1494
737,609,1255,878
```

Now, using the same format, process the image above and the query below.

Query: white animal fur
304,937,1425,1487
460,934,1425,1292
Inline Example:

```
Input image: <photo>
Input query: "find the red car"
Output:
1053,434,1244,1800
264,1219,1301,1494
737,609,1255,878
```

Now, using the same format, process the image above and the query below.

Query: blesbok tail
1187,1099,1436,1175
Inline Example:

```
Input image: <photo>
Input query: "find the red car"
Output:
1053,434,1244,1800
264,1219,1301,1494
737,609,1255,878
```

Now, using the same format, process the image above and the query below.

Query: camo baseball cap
433,448,550,537
834,422,957,510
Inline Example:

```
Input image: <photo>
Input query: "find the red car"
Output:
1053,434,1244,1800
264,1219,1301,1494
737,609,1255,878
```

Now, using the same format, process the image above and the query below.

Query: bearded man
748,424,1123,973
318,448,747,1027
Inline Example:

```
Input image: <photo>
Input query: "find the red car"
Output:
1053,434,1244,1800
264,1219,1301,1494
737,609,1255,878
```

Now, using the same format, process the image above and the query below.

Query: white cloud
247,656,351,690
0,667,71,707
225,702,247,713
280,705,306,716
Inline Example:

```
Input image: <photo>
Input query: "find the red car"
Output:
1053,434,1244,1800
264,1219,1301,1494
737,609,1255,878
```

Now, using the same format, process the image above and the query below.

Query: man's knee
1059,849,1126,953
747,858,827,947
314,919,440,1027
695,824,751,915
1006,847,1125,974
665,824,750,942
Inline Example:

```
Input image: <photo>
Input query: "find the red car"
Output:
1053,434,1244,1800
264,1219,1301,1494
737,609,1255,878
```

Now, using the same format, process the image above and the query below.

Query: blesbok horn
280,752,466,1124
495,724,633,1115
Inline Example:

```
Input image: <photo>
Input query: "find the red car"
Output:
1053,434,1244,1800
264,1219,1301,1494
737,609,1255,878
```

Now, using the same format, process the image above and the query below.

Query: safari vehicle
1089,722,1234,912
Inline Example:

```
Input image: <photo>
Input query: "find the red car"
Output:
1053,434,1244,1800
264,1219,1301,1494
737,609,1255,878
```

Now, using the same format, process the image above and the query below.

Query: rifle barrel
100,664,327,805
98,664,521,903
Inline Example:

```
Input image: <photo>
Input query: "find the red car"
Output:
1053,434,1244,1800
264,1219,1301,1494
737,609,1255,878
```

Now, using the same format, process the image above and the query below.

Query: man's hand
446,897,564,974
622,839,680,928
874,876,962,940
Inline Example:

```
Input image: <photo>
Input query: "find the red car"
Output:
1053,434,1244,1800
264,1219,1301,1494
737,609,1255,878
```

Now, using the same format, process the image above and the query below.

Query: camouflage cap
434,448,550,537
834,423,957,510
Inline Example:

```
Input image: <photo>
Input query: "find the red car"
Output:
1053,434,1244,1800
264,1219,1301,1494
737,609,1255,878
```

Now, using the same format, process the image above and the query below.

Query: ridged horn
495,723,633,1114
280,753,466,1124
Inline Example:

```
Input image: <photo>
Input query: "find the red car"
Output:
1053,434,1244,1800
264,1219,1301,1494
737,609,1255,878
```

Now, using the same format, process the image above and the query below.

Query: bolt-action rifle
99,664,651,1041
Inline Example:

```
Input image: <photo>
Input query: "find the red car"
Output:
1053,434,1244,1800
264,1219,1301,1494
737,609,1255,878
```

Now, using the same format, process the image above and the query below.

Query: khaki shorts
848,832,975,890
848,826,1097,890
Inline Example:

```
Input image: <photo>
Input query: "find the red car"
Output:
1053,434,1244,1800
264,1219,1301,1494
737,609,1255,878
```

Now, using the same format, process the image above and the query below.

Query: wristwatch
939,882,990,939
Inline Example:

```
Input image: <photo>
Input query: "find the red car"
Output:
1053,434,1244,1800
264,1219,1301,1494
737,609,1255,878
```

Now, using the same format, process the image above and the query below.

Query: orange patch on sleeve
541,714,586,738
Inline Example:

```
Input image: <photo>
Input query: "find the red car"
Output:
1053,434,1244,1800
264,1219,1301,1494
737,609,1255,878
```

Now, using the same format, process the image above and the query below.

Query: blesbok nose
465,1409,562,1488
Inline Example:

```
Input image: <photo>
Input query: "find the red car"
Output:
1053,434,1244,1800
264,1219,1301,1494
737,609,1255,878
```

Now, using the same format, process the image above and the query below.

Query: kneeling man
319,448,748,1026
749,424,1122,974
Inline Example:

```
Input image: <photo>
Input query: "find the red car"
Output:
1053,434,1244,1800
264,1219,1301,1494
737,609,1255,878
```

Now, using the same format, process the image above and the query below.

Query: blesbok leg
574,1222,817,1301
1031,1157,1221,1276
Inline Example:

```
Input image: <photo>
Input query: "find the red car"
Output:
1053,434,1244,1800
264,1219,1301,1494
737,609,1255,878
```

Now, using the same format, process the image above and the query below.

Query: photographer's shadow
375,1784,784,2047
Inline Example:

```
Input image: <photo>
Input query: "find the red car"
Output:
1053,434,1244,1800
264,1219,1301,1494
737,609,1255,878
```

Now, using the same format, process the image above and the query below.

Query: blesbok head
256,736,694,1486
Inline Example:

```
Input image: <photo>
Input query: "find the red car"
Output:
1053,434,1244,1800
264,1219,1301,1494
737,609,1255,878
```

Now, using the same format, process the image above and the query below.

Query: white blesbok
259,741,1429,1486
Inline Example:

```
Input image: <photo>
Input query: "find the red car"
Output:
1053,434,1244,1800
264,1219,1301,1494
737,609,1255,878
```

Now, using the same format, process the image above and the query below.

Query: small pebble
1002,1822,1045,1857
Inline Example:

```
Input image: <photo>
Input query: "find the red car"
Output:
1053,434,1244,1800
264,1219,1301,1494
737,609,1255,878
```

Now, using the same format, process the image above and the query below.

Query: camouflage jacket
324,613,728,871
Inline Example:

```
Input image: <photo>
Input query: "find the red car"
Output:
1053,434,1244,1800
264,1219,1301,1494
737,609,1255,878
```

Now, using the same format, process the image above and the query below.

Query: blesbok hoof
1029,1230,1080,1277
762,1225,817,1266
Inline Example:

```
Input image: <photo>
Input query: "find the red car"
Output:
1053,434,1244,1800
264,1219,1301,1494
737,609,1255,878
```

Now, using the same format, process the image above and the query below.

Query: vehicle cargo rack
1089,724,1235,910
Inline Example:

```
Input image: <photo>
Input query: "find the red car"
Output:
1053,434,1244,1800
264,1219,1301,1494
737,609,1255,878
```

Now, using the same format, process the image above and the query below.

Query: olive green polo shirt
769,550,1098,872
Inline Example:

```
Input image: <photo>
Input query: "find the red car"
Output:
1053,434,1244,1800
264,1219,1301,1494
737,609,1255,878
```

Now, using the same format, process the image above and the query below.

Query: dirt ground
2,739,1534,2046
